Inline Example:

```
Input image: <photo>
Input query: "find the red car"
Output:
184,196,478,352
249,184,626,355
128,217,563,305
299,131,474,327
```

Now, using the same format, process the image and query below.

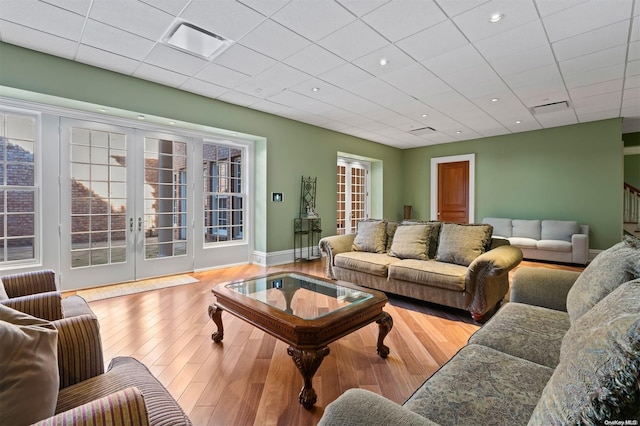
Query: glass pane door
336,159,370,235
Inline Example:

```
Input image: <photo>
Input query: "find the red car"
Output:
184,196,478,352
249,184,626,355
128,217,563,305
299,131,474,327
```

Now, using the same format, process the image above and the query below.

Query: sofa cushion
468,302,570,368
536,240,572,252
0,304,59,425
403,220,441,259
529,279,640,424
512,219,541,240
483,217,513,238
389,224,431,260
335,252,401,277
541,220,580,242
404,344,554,426
508,237,538,249
352,220,387,253
436,223,493,266
385,221,399,253
566,234,640,323
388,259,467,291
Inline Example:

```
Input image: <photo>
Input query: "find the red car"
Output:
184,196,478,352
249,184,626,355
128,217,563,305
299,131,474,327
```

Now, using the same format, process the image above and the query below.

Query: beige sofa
319,235,640,425
319,220,523,321
483,217,589,265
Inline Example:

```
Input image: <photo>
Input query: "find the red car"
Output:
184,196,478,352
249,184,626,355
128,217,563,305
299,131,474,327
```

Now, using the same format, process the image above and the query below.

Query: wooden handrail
625,182,640,196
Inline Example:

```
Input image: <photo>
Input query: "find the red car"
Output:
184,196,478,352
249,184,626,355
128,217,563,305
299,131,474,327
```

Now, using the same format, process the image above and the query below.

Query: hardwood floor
83,259,583,426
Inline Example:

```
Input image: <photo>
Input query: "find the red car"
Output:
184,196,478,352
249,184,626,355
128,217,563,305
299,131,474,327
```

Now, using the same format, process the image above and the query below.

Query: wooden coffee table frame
208,272,393,409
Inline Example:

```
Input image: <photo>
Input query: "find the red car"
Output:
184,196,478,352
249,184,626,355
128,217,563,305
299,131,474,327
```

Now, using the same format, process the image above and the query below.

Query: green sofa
319,235,640,425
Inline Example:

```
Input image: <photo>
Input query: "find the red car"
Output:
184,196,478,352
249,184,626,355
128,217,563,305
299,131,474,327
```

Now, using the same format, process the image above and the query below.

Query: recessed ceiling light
312,87,320,92
137,115,145,120
489,13,504,23
97,108,108,113
379,58,389,66
456,131,462,134
421,114,428,118
515,120,522,124
491,98,499,102
166,22,232,59
169,121,176,125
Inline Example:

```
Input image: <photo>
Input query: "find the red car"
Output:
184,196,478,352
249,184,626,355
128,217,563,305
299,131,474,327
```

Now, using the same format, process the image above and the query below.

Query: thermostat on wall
272,192,284,202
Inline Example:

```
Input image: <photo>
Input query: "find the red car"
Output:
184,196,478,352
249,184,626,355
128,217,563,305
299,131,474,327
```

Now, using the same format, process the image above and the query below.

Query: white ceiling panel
569,79,624,100
362,0,447,42
217,90,262,107
238,19,310,61
283,44,346,76
395,20,468,63
626,73,640,89
452,0,539,42
42,0,92,15
573,91,622,114
76,44,141,75
490,45,556,77
133,62,189,87
534,0,587,18
214,44,277,76
317,20,389,62
552,20,630,62
195,63,250,88
237,0,291,17
435,0,490,18
564,63,626,89
577,108,622,123
352,44,414,77
627,59,640,77
89,0,174,41
534,109,578,128
0,0,86,41
271,0,355,41
318,63,373,89
629,40,640,62
81,19,155,61
475,20,548,62
0,20,77,59
336,0,390,17
381,64,452,99
180,0,266,41
144,44,209,76
559,45,628,77
179,78,228,98
235,62,310,98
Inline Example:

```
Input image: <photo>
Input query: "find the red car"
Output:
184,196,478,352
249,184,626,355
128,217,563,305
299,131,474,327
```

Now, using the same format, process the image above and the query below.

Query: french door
60,119,193,288
336,158,370,235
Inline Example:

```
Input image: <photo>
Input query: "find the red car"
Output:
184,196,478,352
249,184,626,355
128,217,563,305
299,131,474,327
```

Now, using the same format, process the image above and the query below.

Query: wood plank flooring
83,259,582,426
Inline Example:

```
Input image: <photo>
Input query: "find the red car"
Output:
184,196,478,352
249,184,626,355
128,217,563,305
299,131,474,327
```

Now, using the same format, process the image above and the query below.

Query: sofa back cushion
436,223,493,266
402,220,441,259
352,220,387,253
389,224,431,260
482,217,512,238
0,304,60,424
385,221,399,252
541,220,580,242
528,279,640,425
566,235,640,323
512,219,541,240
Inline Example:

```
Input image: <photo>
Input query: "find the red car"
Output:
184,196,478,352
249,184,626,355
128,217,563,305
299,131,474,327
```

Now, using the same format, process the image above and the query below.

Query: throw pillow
402,220,442,259
389,224,431,260
529,279,640,424
0,304,59,424
435,223,493,266
352,220,387,253
385,221,399,253
566,234,640,323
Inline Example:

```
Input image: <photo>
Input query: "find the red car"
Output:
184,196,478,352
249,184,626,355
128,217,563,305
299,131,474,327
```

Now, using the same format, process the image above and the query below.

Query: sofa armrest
318,389,439,426
571,232,589,265
509,267,580,312
1,269,57,297
52,314,105,389
319,234,356,279
0,291,64,321
34,387,150,426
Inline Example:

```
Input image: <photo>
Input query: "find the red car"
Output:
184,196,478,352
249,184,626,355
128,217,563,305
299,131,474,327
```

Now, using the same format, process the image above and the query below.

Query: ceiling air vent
165,22,232,60
410,126,437,135
530,101,570,115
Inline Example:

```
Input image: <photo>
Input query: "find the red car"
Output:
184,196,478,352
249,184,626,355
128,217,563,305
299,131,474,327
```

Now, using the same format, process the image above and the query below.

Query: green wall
0,43,403,253
403,120,623,250
623,132,640,189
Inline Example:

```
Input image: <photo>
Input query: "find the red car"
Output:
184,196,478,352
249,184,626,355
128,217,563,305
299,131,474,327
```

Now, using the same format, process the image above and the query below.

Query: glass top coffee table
208,272,393,409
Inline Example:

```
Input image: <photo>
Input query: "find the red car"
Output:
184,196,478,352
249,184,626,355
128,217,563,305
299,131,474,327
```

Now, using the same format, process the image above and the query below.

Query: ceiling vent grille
410,126,437,135
530,100,570,115
165,22,232,59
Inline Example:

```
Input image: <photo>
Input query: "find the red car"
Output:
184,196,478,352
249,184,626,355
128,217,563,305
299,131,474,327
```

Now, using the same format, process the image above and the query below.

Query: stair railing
624,182,640,228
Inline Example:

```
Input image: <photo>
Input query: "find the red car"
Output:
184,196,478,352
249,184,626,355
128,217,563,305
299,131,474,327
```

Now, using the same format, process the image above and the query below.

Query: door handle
138,217,142,232
130,218,134,232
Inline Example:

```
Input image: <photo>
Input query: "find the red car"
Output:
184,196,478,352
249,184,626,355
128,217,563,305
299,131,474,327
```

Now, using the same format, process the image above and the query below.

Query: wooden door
438,161,469,223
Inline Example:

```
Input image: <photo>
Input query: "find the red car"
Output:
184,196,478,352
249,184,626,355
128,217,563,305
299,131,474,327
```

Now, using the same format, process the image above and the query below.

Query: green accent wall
623,132,640,189
403,120,623,250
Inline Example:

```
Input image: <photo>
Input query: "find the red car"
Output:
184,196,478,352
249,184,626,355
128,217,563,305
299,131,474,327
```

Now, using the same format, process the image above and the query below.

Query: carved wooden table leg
376,311,393,358
287,346,330,409
208,304,224,343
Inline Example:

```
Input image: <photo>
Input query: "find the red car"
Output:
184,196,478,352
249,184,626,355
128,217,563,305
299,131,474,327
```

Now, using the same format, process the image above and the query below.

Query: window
337,158,370,235
0,112,38,264
203,142,244,243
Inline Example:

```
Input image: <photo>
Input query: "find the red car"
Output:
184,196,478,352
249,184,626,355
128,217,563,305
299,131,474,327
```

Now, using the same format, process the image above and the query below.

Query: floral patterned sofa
318,235,640,425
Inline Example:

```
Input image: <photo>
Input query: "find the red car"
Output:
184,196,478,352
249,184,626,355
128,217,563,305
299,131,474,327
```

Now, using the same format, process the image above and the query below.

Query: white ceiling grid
0,0,638,148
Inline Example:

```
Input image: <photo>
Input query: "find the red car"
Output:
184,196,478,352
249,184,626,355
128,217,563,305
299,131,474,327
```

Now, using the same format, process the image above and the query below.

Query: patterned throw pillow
389,224,431,260
352,220,387,253
566,234,640,323
529,279,640,424
435,223,493,266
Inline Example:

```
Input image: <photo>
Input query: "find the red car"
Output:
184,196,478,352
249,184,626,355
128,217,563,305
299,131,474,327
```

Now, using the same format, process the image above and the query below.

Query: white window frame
337,156,371,235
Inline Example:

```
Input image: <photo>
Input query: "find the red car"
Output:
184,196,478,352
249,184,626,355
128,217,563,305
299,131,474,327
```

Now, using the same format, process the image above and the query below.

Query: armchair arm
466,245,523,317
1,269,57,297
571,232,589,265
510,267,581,312
319,234,356,279
318,389,438,426
52,314,105,389
33,387,150,426
0,291,64,321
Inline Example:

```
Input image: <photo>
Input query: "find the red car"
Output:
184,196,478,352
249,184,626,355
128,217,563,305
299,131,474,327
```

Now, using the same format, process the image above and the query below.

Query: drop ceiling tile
352,44,414,77
534,0,587,17
626,73,640,89
503,63,562,89
217,89,263,106
382,64,452,99
362,0,447,42
573,91,622,114
475,20,548,62
629,40,640,61
349,78,413,106
140,0,191,16
435,0,490,18
490,44,556,77
0,0,86,41
534,109,578,128
180,78,228,98
622,87,640,108
271,0,355,41
422,44,487,76
144,44,209,76
543,0,633,42
0,20,78,60
452,0,539,42
214,44,277,76
195,63,250,88
283,44,346,76
251,99,293,115
569,78,624,99
627,60,640,77
180,0,266,41
503,120,542,133
577,108,620,123
238,20,310,61
89,0,174,41
517,88,570,110
318,63,373,89
235,63,310,98
438,63,507,98
564,63,626,89
395,20,468,63
76,44,141,74
336,0,390,17
632,16,640,41
552,20,630,62
559,45,627,77
42,0,92,15
134,62,189,87
82,19,156,60
317,20,389,62
238,0,291,17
